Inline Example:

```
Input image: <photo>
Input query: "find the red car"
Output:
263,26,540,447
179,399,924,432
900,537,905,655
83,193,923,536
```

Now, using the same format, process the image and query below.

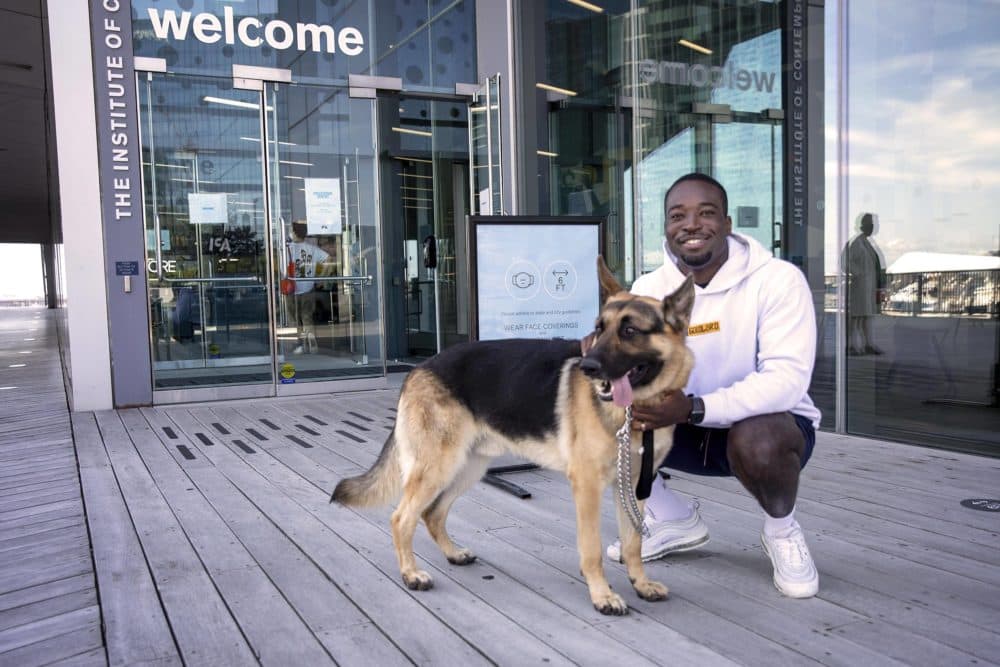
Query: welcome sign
145,7,365,55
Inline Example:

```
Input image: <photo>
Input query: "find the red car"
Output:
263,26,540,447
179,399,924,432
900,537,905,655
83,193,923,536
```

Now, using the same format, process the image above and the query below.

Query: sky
0,245,45,300
823,0,1000,272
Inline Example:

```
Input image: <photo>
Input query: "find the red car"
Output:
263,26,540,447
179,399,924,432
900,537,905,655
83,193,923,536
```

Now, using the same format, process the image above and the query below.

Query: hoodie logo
688,321,720,336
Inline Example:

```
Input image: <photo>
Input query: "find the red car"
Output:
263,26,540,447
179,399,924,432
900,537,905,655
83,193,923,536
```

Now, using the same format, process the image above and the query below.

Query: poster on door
304,178,342,235
188,193,228,225
470,216,604,341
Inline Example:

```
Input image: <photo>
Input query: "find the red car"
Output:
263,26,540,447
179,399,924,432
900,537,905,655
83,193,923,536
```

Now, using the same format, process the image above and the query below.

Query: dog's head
579,257,694,406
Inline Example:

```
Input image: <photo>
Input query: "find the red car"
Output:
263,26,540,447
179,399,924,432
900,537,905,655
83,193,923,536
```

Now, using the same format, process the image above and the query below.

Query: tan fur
333,258,694,614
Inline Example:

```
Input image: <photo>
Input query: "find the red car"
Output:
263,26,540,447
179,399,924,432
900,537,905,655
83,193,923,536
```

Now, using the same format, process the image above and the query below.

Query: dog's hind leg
392,470,449,591
568,464,628,615
616,500,668,602
422,453,490,565
391,431,477,591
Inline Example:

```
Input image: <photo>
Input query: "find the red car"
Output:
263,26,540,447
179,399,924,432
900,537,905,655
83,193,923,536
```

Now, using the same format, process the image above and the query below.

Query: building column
47,0,113,411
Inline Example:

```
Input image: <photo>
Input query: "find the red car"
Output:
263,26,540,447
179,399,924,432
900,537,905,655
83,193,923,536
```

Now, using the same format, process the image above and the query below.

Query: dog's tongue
611,375,633,407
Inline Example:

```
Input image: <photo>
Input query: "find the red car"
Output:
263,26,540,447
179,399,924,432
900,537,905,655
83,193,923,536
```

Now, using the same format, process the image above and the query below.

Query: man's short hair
664,172,729,216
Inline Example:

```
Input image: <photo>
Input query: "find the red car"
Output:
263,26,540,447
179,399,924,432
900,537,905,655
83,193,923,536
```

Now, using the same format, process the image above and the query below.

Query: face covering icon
511,271,535,289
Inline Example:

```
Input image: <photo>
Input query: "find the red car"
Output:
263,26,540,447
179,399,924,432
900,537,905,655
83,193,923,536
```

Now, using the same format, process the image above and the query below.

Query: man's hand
633,390,693,431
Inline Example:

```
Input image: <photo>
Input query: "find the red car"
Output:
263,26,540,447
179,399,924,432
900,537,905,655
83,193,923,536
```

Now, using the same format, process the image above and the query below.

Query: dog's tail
330,428,401,507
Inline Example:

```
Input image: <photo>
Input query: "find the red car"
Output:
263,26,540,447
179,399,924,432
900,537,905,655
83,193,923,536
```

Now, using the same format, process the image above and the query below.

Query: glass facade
69,0,994,451
821,0,999,454
131,0,476,91
523,0,997,456
131,0,477,393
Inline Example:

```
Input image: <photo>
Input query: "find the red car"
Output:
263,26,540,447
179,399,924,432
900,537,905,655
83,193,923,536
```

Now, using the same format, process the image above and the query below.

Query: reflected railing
824,269,999,318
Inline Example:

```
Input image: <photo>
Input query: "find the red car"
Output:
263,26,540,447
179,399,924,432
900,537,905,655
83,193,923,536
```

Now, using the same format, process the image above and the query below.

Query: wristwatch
687,396,705,425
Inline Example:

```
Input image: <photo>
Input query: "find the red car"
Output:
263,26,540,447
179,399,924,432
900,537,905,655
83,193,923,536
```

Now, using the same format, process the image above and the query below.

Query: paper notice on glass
305,178,342,235
187,193,228,225
479,188,492,215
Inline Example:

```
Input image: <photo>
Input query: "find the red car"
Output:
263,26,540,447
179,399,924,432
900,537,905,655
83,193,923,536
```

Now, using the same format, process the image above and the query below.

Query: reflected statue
842,212,887,355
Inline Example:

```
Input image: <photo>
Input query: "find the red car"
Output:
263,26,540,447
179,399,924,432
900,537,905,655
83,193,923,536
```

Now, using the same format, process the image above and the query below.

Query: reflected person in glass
842,212,887,355
286,221,334,354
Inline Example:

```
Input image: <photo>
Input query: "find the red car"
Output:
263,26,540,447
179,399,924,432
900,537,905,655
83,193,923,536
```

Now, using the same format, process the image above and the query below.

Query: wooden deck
2,308,1000,666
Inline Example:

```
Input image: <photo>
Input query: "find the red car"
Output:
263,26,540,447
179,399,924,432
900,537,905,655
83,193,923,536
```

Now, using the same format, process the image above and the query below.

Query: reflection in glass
825,0,1000,454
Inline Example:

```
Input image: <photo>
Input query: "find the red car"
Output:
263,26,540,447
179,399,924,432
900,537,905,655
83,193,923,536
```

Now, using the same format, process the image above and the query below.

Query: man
606,173,821,598
842,212,886,355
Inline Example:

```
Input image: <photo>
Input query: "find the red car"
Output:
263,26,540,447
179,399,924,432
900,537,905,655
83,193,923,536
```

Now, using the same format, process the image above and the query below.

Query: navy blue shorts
661,413,816,477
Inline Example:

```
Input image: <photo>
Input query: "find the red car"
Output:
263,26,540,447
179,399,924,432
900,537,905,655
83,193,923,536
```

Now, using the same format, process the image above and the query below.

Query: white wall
48,0,113,411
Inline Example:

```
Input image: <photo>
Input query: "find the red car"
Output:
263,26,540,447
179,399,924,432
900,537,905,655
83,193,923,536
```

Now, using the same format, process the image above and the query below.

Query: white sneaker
760,521,819,598
606,503,710,563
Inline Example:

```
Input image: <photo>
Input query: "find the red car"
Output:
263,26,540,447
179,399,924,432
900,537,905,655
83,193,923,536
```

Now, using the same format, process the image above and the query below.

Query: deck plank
91,409,256,666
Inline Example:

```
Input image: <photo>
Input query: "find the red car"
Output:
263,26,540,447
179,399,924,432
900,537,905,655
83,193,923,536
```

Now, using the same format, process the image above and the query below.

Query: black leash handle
636,429,656,500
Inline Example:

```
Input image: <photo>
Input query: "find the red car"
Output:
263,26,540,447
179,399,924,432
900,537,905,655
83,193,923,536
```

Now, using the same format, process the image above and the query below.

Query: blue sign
115,261,139,276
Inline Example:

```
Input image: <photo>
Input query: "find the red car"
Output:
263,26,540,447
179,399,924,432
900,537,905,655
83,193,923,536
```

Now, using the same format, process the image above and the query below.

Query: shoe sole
642,532,710,562
609,532,710,563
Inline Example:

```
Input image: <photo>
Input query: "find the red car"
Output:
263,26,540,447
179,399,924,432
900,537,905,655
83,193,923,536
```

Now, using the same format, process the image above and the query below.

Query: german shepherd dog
332,260,694,614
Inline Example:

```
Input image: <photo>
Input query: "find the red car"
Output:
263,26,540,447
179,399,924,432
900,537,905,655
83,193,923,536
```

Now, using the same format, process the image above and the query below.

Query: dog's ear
597,256,623,305
662,275,695,335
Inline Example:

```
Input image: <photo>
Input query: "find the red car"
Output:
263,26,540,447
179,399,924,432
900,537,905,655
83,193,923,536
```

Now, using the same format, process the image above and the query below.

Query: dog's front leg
616,499,669,602
568,467,628,615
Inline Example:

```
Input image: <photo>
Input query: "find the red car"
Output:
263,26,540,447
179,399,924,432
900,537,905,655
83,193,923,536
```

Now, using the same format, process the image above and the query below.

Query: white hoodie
631,233,821,429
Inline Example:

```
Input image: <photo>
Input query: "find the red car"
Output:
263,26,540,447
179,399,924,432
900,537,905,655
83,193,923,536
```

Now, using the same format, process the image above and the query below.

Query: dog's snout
579,356,602,377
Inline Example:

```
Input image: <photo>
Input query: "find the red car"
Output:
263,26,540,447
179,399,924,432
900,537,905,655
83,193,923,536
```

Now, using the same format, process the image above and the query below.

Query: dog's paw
402,569,434,591
634,579,669,602
592,591,629,616
447,548,477,565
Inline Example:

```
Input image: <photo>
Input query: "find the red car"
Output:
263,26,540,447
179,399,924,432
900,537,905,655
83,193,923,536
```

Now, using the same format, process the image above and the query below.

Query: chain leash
616,405,648,536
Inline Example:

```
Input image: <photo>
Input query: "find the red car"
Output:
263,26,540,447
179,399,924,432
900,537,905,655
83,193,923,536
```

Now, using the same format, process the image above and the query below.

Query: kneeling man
606,173,821,598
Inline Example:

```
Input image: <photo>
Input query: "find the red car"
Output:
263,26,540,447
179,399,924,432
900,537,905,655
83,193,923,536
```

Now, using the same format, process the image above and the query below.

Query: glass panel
265,83,383,384
382,95,470,361
632,1,784,276
131,1,475,92
372,0,477,92
536,2,631,274
140,72,273,390
834,0,1000,454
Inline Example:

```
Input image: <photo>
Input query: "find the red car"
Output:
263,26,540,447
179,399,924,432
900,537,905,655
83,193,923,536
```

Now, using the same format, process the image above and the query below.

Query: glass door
380,93,472,362
139,72,385,399
264,82,384,391
140,72,274,393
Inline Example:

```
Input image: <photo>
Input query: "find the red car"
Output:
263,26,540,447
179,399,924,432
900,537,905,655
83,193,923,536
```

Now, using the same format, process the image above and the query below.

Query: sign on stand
468,216,605,342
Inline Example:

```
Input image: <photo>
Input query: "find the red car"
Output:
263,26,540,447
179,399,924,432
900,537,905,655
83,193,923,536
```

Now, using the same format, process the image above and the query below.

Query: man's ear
597,256,623,305
662,275,695,334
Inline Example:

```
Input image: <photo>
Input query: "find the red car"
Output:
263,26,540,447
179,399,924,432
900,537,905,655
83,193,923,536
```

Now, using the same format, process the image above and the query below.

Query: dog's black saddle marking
421,338,582,439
